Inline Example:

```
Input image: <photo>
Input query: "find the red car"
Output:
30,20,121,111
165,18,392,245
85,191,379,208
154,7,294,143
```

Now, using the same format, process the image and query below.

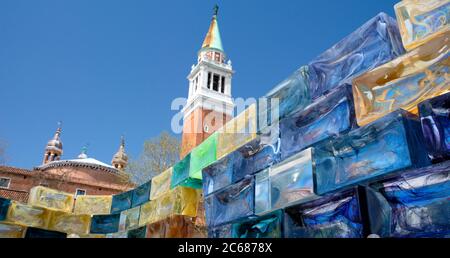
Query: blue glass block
111,190,133,214
203,151,245,197
205,176,255,227
25,227,67,238
127,226,147,238
203,131,280,197
308,12,405,100
232,210,284,238
314,110,431,195
90,214,120,234
131,181,151,208
0,197,11,221
255,148,317,215
284,188,364,238
419,92,450,162
260,66,311,125
208,223,233,238
280,84,357,160
255,169,270,216
366,161,450,238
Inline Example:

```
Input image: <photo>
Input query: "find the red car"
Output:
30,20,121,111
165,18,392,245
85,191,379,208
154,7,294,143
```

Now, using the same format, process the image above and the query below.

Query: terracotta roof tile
0,165,34,176
0,188,29,203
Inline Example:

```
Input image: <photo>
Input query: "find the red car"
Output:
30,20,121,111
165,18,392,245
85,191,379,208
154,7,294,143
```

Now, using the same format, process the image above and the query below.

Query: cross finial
213,4,219,17
121,135,125,148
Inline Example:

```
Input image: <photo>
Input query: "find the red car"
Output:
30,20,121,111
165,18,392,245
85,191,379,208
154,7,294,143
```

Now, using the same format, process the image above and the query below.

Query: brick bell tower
180,5,234,158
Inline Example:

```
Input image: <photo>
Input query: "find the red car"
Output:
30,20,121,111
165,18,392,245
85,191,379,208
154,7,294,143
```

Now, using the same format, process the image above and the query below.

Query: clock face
203,124,209,133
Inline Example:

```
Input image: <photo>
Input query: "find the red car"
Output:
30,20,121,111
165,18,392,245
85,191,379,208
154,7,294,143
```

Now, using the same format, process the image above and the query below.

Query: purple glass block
205,176,255,227
314,110,431,195
419,92,450,162
280,84,357,160
284,188,364,238
308,12,405,100
366,161,450,238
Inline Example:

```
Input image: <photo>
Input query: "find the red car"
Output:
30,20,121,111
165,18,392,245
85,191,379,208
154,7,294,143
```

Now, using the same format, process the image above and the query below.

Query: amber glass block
217,104,257,160
28,186,75,213
150,167,172,200
0,223,26,238
353,31,449,126
48,211,91,235
6,201,52,228
73,195,112,215
395,0,449,50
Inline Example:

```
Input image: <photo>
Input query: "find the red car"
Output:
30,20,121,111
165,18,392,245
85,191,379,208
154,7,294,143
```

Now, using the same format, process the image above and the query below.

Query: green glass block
190,133,218,180
171,153,202,189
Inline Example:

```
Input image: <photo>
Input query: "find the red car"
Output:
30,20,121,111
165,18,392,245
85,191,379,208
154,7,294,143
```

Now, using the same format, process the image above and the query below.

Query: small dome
112,136,128,169
45,126,63,154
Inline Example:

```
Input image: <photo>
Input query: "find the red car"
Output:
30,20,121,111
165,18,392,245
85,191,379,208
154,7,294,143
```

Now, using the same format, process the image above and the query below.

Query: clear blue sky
0,0,399,169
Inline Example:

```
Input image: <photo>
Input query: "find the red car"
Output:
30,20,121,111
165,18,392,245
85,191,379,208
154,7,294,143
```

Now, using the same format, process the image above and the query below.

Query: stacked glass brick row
204,0,450,238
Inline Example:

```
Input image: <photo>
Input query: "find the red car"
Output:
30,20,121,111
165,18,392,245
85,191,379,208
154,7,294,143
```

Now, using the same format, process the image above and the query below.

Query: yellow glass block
48,211,91,235
73,195,112,215
150,167,172,200
353,31,450,126
119,206,140,231
395,0,449,50
28,186,74,212
138,201,157,226
217,104,257,159
6,201,52,228
0,223,26,238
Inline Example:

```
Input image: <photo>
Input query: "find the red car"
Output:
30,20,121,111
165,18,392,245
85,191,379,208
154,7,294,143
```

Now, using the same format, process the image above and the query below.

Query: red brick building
0,126,133,203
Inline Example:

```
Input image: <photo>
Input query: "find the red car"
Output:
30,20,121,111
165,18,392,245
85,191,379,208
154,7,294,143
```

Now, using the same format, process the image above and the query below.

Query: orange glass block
353,31,450,126
48,211,91,235
6,201,52,228
164,215,206,238
217,104,257,159
28,186,75,212
73,195,112,215
0,223,26,238
145,220,165,238
150,168,172,201
395,0,449,50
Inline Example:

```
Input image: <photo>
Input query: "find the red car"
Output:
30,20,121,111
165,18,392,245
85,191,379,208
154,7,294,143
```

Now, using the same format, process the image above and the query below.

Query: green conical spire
201,5,224,53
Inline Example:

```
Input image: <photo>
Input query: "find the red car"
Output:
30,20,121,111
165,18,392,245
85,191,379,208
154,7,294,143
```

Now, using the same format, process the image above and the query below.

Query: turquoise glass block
131,181,151,208
171,153,202,189
284,188,364,238
90,214,120,234
308,13,404,100
366,160,450,238
190,133,218,180
0,197,11,221
314,110,431,195
110,190,133,214
232,210,283,238
280,84,356,160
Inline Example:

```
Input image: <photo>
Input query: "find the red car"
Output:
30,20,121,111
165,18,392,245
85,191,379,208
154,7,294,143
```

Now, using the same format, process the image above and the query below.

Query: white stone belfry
182,6,234,120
